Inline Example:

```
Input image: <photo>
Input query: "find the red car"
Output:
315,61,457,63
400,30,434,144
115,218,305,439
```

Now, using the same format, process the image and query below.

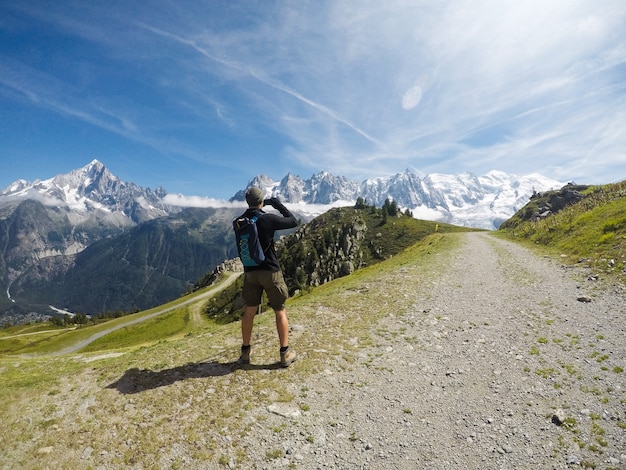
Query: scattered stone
267,403,301,419
82,446,93,459
37,447,54,455
565,454,581,465
552,409,567,426
576,295,592,303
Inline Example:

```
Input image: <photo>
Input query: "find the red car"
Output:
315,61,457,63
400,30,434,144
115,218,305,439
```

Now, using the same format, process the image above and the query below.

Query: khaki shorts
242,270,289,310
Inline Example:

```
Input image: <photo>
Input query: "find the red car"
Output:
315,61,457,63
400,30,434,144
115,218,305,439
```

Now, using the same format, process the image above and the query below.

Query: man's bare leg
241,305,258,346
274,308,289,348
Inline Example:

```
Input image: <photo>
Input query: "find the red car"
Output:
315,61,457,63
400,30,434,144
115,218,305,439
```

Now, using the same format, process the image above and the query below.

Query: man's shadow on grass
107,361,282,394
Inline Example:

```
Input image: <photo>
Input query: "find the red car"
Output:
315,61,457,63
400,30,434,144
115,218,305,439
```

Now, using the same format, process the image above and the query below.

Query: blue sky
1,1,625,199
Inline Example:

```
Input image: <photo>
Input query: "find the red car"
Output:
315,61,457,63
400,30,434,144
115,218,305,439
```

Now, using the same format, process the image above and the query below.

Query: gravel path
242,232,625,469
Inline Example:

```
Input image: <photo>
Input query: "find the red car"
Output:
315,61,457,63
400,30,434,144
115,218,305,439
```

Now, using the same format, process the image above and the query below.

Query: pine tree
355,197,366,209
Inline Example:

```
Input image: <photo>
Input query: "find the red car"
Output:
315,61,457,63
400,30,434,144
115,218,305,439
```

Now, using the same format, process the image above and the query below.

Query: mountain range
0,160,563,323
231,170,563,229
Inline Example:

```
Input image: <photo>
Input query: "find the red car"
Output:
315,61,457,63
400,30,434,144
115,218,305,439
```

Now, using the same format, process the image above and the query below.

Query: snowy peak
305,172,360,204
230,174,280,202
425,173,486,208
234,169,563,229
0,160,170,223
54,159,119,197
1,161,564,230
277,173,306,202
31,159,123,210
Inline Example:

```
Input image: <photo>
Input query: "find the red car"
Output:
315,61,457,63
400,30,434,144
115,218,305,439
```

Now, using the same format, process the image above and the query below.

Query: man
237,187,298,367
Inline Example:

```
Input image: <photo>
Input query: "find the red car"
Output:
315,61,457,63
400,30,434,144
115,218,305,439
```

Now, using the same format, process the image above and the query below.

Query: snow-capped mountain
0,159,171,225
232,169,563,230
1,161,563,232
230,171,362,206
425,170,563,229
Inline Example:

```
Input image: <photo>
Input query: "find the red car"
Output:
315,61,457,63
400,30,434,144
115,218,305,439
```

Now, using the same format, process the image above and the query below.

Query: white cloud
242,2,618,179
160,194,354,217
2,188,64,207
162,194,245,208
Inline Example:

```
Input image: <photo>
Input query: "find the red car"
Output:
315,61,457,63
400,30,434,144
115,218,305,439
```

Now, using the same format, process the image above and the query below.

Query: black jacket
241,200,297,272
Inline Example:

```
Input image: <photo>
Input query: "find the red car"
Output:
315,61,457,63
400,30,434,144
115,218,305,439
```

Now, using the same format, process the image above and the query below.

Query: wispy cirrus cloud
1,0,625,197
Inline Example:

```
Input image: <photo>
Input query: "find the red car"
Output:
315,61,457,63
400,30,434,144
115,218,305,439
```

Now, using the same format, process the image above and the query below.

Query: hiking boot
237,345,251,365
280,347,297,368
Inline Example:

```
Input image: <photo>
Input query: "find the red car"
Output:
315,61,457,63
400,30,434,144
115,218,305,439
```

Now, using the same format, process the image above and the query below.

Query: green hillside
0,279,234,356
499,180,626,282
279,203,477,293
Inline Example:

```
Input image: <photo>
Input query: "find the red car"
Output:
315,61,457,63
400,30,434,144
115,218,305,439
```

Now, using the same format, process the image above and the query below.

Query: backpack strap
250,213,273,256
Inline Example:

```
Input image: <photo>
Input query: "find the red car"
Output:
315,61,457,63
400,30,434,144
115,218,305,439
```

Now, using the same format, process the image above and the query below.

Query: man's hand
264,197,280,207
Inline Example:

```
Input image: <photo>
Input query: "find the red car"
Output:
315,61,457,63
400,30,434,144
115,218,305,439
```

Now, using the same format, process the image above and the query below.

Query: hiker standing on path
236,187,298,367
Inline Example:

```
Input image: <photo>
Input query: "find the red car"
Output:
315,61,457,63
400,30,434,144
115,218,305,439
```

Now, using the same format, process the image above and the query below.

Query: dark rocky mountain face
0,199,240,323
0,160,216,323
41,207,239,315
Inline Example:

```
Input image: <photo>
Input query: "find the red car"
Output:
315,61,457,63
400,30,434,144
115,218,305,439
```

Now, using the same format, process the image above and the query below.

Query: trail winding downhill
52,272,242,356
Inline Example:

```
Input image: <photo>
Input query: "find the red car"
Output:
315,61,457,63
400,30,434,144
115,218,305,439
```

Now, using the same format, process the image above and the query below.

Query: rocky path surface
241,232,625,469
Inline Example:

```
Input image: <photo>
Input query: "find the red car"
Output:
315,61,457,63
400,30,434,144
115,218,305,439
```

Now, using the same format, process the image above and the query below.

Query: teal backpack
233,214,265,266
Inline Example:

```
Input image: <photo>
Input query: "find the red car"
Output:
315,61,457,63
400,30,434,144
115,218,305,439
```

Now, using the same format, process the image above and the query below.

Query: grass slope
498,181,626,283
0,276,239,356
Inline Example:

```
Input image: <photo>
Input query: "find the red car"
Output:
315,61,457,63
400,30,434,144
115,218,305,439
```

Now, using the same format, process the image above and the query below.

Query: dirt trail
52,272,242,355
242,232,625,469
